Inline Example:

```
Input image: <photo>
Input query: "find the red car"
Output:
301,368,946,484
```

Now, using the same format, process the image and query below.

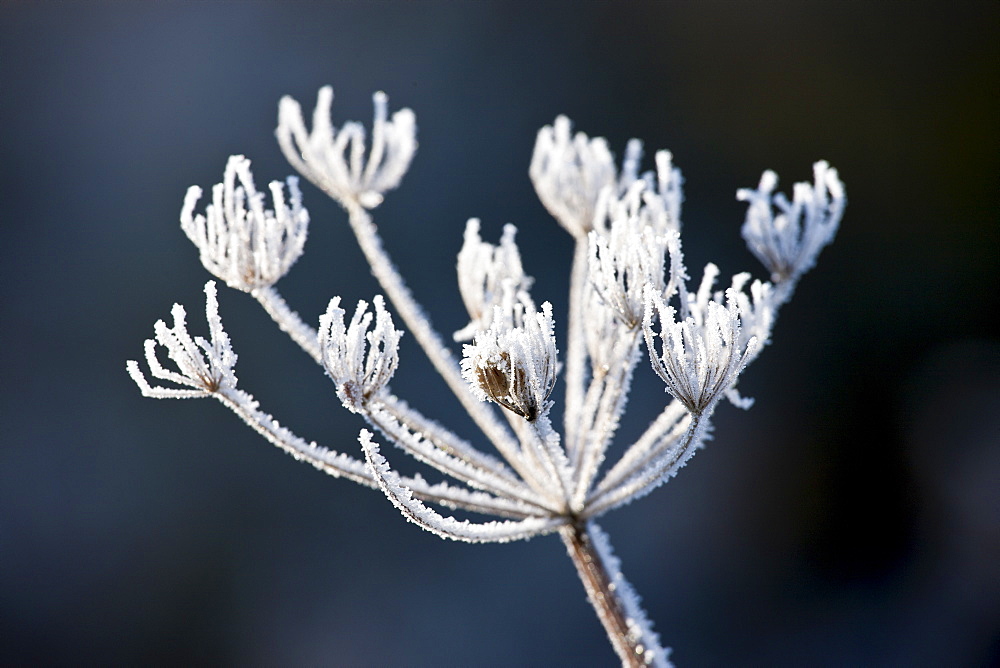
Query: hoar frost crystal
129,85,845,667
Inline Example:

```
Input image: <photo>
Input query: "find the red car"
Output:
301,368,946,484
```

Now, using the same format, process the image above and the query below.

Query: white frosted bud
319,295,402,412
276,86,417,209
461,302,558,422
180,155,308,292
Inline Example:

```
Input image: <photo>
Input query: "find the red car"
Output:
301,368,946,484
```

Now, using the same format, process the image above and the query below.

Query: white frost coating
360,431,567,543
365,405,559,514
181,155,308,292
584,412,712,517
127,281,237,398
589,400,691,504
374,393,520,483
454,219,535,341
319,295,401,412
276,86,416,208
643,280,758,415
589,180,681,328
215,384,375,487
530,116,644,238
461,302,559,423
133,86,847,665
738,160,845,287
653,150,684,229
588,523,672,667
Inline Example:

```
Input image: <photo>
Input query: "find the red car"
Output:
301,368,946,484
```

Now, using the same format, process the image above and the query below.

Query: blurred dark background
2,1,997,665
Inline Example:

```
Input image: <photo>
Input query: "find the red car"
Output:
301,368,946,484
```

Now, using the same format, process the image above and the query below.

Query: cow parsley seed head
530,116,646,238
127,281,238,398
462,302,558,422
589,180,683,329
276,86,417,209
737,160,845,285
643,281,758,415
180,155,308,292
319,294,402,412
454,218,535,341
131,83,845,665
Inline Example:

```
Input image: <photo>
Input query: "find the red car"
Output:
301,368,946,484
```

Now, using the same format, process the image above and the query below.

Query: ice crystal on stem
129,85,845,667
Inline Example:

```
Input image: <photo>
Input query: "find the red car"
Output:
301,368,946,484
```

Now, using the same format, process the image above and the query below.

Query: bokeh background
2,1,997,665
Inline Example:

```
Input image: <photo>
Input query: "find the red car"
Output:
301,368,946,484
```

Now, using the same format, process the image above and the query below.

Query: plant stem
560,521,658,667
342,201,525,470
252,285,322,364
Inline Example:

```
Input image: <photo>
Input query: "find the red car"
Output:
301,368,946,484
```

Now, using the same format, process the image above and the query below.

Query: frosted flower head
589,180,682,329
643,281,758,415
737,160,845,285
180,155,308,292
454,218,535,341
319,295,402,412
462,302,558,422
127,281,238,398
530,116,646,238
277,86,417,209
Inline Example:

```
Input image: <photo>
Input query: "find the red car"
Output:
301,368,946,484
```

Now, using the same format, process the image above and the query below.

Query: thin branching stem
342,200,526,469
563,238,591,457
584,414,705,518
252,285,323,363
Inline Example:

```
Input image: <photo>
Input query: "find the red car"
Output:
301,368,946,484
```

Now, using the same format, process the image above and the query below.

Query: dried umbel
454,218,534,341
129,85,845,667
276,86,416,209
319,295,401,413
181,155,308,293
738,160,844,287
462,302,558,423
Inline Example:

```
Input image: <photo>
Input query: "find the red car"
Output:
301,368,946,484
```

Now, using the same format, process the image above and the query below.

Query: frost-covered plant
128,85,845,666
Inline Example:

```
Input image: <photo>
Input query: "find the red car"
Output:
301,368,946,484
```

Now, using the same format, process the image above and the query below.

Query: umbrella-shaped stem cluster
129,87,844,667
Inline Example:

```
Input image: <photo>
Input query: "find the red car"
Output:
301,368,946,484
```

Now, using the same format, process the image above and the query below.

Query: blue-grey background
2,1,997,665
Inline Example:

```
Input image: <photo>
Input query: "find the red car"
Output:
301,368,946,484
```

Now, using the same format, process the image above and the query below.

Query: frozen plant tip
130,85,845,667
319,295,401,413
531,115,641,237
642,280,759,415
462,302,558,423
181,155,308,293
127,281,236,398
737,160,845,291
276,86,417,209
454,219,535,341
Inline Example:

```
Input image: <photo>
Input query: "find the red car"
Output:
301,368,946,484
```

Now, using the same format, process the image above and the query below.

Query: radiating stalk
252,285,322,364
563,238,591,456
342,200,528,476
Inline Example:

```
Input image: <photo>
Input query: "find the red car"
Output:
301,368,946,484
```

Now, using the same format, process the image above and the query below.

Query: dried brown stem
560,522,652,667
